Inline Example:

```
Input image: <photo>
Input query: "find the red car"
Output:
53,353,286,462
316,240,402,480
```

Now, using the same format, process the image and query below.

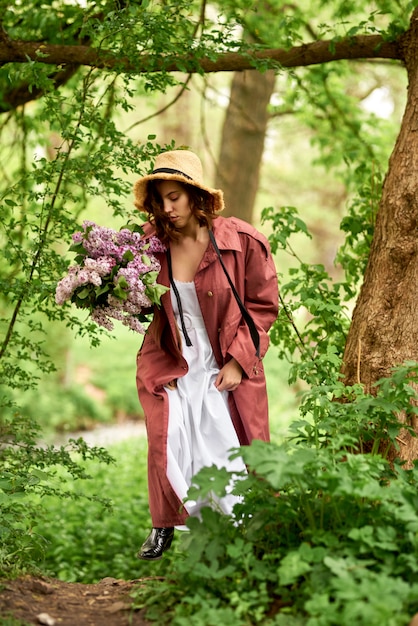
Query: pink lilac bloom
84,256,116,276
126,317,147,333
115,229,141,246
147,235,166,254
108,290,152,311
55,270,88,304
55,265,95,304
88,230,120,260
115,269,144,298
72,231,83,244
129,256,157,275
91,305,147,334
91,307,115,331
56,222,166,334
73,222,119,260
55,273,77,305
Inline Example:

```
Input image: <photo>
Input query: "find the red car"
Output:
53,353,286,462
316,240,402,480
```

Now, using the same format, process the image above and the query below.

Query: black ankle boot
137,527,174,561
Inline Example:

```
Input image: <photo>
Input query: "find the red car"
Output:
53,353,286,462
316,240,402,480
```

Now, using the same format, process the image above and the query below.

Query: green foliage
215,0,411,50
1,4,180,577
131,362,418,626
336,163,383,284
0,64,157,573
0,4,416,626
0,409,114,577
33,438,178,582
262,205,352,386
13,382,113,433
0,617,31,626
262,68,388,385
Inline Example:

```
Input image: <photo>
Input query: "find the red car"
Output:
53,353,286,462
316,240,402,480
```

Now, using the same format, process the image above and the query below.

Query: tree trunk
341,9,418,464
215,69,276,222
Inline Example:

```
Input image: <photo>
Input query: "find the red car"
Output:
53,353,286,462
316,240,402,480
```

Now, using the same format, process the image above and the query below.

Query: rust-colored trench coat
136,216,279,527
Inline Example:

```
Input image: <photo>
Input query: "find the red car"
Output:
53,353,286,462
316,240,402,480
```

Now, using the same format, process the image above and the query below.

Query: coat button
207,291,213,297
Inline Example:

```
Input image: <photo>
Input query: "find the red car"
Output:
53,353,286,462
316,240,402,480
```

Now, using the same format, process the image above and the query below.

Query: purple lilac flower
55,264,101,304
115,229,140,246
72,231,83,244
56,222,167,334
91,304,147,334
55,273,77,305
126,317,147,333
91,307,115,331
84,225,120,260
84,256,116,276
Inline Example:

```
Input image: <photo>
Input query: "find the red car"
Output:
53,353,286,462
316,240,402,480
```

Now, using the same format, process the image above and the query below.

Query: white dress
165,279,246,526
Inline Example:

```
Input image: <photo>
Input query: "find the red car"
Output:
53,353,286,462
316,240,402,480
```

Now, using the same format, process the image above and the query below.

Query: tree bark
0,35,400,72
215,69,276,222
341,9,418,464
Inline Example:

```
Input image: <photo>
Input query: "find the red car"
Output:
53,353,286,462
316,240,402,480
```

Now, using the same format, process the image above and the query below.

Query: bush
131,364,418,626
0,409,114,577
34,437,177,582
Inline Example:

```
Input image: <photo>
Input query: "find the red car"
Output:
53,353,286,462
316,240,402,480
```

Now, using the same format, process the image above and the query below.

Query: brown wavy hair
141,180,217,244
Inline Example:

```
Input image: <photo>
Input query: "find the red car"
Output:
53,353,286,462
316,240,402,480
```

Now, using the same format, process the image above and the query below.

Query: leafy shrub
131,363,418,626
0,409,114,577
34,437,177,582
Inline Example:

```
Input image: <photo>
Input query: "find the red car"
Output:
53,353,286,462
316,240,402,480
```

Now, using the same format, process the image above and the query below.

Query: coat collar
196,216,242,271
211,216,242,252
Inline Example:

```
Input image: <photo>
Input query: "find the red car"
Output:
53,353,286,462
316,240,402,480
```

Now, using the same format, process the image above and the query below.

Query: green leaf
75,287,92,299
95,284,109,297
277,550,313,586
142,270,159,285
69,242,88,255
145,283,169,304
116,275,129,289
113,284,128,300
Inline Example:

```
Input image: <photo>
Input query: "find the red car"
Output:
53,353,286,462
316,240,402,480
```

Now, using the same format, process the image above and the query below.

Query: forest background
2,1,418,625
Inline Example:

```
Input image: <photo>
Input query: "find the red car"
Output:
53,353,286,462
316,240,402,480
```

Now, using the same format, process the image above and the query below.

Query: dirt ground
0,575,153,626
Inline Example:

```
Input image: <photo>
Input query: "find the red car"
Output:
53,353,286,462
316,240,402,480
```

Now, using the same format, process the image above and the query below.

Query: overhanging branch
0,34,402,74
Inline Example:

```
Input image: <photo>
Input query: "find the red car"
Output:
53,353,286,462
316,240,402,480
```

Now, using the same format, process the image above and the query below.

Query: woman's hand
215,358,243,392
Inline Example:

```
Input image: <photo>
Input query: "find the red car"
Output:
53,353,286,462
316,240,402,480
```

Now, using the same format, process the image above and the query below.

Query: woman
133,150,279,560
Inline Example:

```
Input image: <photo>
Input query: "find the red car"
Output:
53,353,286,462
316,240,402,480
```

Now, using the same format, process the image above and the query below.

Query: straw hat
133,149,224,213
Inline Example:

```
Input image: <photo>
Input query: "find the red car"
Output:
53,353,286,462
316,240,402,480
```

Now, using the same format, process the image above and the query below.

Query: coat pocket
218,311,242,356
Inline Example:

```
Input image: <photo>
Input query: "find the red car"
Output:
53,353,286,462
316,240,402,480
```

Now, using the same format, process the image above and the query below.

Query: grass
36,437,179,582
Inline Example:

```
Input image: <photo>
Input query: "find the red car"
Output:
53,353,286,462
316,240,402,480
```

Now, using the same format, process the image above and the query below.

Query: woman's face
155,180,197,230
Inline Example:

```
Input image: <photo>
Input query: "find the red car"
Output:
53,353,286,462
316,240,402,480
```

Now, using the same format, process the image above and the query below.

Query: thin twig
279,293,309,355
0,70,95,359
123,74,193,132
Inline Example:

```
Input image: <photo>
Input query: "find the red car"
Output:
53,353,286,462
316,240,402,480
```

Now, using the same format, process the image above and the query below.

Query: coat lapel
198,216,242,272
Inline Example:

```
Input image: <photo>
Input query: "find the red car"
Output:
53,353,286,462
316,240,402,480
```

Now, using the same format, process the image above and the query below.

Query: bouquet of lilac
55,221,168,334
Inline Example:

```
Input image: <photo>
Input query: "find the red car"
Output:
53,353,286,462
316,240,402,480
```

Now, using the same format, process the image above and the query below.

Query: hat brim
133,172,224,214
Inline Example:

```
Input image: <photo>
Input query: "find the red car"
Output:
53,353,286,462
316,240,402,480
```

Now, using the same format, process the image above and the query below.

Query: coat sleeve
226,232,279,379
